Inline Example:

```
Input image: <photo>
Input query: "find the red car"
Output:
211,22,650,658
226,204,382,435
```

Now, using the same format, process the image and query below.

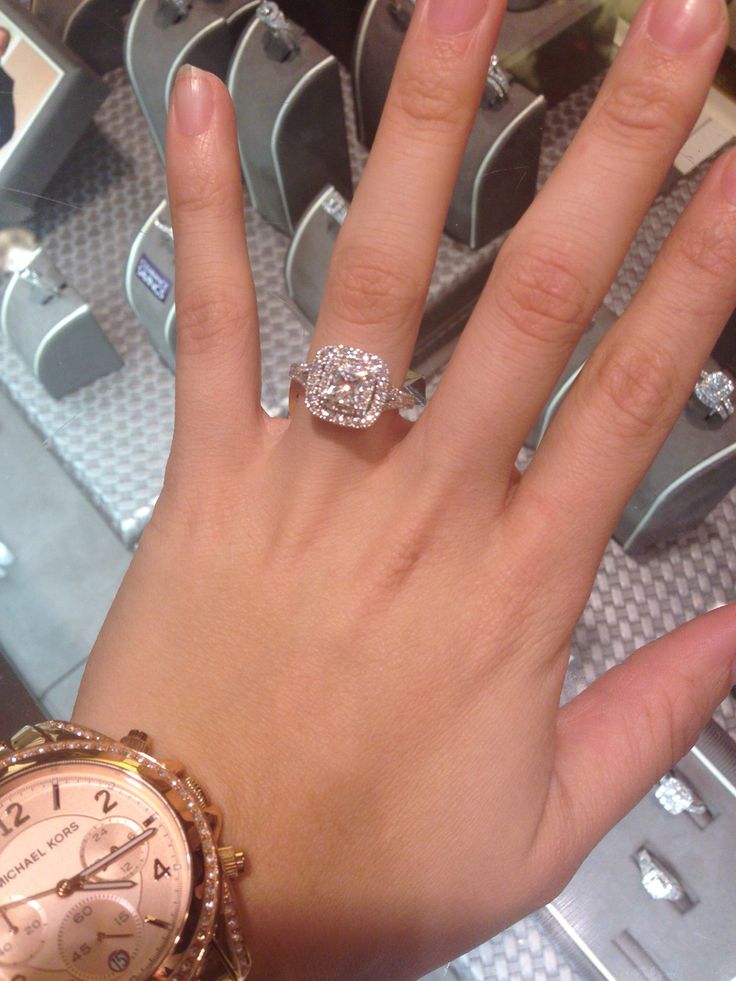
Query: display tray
0,44,735,981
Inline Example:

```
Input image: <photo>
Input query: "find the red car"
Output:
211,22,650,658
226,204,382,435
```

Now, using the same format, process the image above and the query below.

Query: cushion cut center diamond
305,346,390,428
322,364,377,417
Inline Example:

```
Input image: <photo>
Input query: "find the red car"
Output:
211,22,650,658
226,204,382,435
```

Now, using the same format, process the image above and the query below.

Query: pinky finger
536,604,736,876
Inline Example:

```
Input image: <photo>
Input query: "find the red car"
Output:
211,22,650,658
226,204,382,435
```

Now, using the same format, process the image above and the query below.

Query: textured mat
0,41,734,981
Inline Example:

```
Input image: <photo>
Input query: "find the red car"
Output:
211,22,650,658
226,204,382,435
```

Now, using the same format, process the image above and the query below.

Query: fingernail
647,0,725,54
427,0,488,36
172,64,215,136
721,151,736,205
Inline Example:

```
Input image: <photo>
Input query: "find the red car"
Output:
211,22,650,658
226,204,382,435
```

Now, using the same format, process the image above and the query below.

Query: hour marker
144,916,171,930
52,781,61,811
143,815,157,827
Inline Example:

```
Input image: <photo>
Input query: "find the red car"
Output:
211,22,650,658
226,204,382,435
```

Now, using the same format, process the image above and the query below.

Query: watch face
0,759,193,980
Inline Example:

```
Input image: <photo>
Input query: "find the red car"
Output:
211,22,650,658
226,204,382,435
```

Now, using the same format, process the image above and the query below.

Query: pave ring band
290,345,426,429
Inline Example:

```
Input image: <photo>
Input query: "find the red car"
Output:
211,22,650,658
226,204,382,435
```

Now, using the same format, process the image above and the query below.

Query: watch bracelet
0,722,252,980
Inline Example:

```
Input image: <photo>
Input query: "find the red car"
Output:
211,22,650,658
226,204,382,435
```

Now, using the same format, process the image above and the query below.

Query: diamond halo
290,345,421,429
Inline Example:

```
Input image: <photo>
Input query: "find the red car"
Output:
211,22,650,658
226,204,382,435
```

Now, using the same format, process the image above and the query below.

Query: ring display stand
228,5,353,235
125,199,177,372
30,0,134,74
2,250,123,398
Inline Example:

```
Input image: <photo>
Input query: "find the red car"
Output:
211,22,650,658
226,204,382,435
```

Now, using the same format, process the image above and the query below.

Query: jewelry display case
0,2,735,980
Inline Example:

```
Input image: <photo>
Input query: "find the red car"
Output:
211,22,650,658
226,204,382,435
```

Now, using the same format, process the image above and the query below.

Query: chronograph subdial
81,818,148,880
59,895,143,980
0,899,47,966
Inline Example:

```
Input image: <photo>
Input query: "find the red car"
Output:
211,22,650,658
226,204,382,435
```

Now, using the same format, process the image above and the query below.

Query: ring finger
287,0,505,442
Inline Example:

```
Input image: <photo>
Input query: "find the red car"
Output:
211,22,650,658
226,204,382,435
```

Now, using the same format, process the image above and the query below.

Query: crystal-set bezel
305,345,391,429
0,722,226,980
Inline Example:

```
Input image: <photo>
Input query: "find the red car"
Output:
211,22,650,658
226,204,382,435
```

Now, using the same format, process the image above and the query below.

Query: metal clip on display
227,2,352,236
1,251,123,398
125,0,260,160
526,308,736,554
30,0,134,74
126,199,177,372
256,0,303,61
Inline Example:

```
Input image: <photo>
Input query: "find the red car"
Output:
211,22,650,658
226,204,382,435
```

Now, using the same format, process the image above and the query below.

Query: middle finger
421,0,728,488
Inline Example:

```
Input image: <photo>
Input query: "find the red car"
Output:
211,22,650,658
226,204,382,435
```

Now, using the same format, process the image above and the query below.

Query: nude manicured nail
173,64,215,136
647,0,725,53
721,151,736,205
427,0,488,36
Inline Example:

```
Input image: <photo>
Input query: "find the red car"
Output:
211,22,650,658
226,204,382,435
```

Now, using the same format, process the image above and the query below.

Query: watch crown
183,776,208,808
121,730,151,753
218,846,246,879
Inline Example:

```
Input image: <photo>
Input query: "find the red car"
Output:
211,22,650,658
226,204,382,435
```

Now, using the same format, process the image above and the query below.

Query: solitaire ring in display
694,369,735,420
290,345,426,429
634,847,686,904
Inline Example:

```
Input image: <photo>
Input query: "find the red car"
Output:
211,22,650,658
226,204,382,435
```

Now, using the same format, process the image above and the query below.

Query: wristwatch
0,721,252,979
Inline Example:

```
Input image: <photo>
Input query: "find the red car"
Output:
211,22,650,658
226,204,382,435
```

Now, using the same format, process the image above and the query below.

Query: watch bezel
0,721,222,981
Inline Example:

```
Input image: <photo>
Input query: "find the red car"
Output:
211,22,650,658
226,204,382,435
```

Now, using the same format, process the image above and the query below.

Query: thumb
539,604,736,871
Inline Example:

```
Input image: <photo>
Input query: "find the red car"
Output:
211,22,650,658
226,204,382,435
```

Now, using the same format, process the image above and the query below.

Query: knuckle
493,242,592,352
596,72,685,152
587,344,676,440
639,678,698,770
673,215,736,286
325,243,422,332
391,48,468,133
175,290,250,356
171,163,234,220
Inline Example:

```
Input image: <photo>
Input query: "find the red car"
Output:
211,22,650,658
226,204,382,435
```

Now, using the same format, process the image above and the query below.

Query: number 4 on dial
154,858,171,880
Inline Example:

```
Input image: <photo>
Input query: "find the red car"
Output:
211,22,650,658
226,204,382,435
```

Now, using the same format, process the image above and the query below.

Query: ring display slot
612,930,671,981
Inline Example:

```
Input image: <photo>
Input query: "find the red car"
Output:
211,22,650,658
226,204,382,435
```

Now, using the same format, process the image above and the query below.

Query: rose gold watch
0,722,252,980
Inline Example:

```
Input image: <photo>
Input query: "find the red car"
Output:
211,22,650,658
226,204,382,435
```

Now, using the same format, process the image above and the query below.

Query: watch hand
97,932,135,942
0,887,59,914
78,880,136,892
61,826,157,892
1,908,17,934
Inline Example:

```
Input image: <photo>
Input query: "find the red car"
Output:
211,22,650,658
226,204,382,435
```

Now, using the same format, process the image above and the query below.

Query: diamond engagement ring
289,345,426,429
654,771,707,817
694,369,735,420
634,848,687,904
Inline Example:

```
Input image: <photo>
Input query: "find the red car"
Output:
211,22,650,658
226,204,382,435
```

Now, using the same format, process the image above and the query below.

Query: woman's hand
75,0,736,978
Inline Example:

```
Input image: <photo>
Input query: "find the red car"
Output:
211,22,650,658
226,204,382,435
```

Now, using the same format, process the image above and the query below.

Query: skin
0,30,10,59
74,0,736,978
